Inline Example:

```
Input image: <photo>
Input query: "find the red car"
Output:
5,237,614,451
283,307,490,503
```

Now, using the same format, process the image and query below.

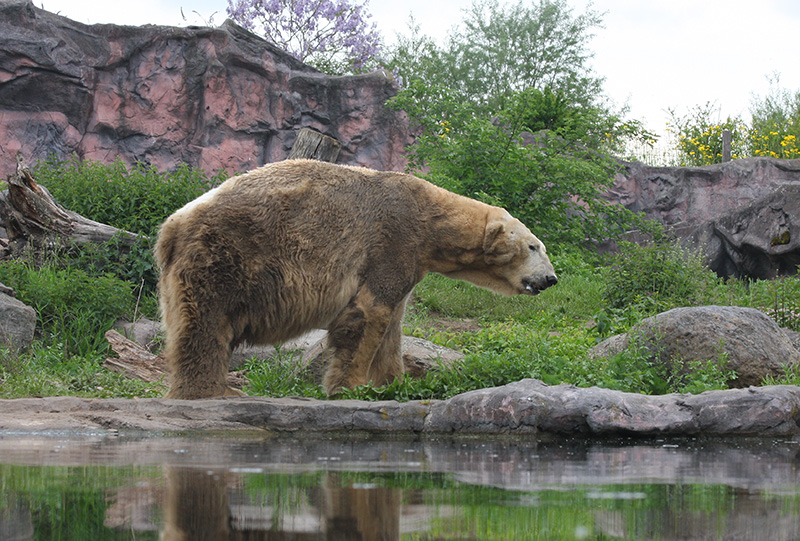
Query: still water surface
1,433,799,540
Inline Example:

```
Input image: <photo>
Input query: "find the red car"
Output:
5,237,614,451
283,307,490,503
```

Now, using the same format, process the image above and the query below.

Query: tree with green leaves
389,0,605,113
386,0,652,249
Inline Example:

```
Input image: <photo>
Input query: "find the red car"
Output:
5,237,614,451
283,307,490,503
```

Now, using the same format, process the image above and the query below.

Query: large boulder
0,291,35,350
590,305,800,387
0,0,411,178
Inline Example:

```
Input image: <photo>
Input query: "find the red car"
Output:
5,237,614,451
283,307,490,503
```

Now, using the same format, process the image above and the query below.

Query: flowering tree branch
226,0,383,74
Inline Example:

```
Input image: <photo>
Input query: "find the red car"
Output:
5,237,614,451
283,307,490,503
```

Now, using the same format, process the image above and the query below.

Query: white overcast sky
37,0,800,140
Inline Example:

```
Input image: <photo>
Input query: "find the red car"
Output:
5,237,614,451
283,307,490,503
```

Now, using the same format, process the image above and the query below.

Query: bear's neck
417,184,493,275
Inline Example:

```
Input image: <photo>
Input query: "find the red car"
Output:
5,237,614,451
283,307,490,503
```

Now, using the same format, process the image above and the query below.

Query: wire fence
619,138,683,167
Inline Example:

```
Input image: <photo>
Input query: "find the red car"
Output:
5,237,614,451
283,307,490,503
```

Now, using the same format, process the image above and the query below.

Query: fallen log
104,330,246,389
0,152,141,255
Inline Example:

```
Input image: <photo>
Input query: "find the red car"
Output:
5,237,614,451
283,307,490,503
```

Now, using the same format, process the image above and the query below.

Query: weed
762,363,800,386
243,347,326,399
602,238,719,314
33,156,227,237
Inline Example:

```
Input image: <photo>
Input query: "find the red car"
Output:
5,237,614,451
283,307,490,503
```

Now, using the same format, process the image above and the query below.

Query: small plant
32,156,226,237
762,363,800,386
243,347,326,399
742,275,800,332
67,233,159,298
0,343,165,399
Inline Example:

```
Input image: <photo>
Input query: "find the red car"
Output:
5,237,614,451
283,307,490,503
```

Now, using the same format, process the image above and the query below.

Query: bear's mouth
521,275,558,295
521,279,542,295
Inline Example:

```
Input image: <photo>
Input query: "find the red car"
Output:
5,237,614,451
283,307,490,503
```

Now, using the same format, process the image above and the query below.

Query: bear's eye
529,244,538,253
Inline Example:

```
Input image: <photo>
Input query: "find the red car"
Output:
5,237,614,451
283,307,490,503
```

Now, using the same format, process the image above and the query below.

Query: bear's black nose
546,274,558,287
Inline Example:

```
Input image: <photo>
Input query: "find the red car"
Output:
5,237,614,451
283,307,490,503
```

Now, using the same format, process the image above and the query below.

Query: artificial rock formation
608,158,800,278
0,0,411,179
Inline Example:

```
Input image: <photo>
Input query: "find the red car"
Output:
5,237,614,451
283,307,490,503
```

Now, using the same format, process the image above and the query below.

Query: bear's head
478,214,558,296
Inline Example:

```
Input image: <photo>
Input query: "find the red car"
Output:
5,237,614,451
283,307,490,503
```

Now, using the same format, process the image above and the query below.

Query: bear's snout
522,274,558,295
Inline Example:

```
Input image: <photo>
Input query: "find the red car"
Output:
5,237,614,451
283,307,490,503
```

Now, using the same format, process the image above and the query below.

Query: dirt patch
433,318,482,334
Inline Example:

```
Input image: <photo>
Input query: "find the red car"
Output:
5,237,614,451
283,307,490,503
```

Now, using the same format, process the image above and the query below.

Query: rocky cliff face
0,0,411,178
607,158,800,278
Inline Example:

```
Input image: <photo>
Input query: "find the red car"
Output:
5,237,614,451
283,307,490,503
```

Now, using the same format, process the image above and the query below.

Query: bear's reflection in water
159,466,404,540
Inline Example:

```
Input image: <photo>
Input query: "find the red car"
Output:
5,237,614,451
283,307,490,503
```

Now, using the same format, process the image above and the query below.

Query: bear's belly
250,273,360,344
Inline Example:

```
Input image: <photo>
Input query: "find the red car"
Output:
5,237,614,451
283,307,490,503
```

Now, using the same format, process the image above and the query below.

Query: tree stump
0,152,141,255
287,128,342,162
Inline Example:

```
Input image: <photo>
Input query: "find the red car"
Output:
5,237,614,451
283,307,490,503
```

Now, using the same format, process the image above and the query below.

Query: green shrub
666,103,747,165
32,156,227,237
748,76,800,160
736,275,800,332
66,233,159,299
0,343,164,399
0,260,133,357
243,348,326,399
602,239,719,314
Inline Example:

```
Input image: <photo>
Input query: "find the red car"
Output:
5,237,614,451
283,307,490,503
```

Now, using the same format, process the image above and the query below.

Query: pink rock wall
607,158,800,235
0,1,411,178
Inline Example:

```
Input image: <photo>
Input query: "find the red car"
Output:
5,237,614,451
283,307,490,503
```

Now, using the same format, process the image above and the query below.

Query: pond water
1,433,799,540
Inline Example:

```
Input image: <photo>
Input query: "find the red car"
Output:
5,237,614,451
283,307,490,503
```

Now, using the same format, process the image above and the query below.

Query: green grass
0,343,165,399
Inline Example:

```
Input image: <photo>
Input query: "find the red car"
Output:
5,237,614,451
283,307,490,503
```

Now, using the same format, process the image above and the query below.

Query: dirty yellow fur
155,159,557,399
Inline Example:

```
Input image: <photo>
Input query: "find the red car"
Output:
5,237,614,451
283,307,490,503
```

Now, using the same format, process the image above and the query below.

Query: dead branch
0,152,141,255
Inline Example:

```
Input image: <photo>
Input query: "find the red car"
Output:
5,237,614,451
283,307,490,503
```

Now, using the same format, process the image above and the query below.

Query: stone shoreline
1,379,799,437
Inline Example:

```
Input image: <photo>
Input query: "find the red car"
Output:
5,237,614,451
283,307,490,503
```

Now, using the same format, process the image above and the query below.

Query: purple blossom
226,0,383,73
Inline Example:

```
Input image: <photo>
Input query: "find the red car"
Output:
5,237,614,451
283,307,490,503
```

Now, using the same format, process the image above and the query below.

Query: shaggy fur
155,159,557,399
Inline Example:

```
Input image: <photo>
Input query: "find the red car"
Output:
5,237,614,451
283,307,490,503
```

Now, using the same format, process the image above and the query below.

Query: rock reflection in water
1,435,799,539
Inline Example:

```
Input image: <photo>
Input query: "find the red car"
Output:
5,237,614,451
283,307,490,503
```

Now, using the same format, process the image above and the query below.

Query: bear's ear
483,221,515,263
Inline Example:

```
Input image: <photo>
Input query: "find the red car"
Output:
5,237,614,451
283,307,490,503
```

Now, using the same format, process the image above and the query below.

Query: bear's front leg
366,294,409,387
323,289,397,395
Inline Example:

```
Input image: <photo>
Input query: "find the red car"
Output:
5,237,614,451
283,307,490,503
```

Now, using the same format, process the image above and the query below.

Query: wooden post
722,129,732,162
287,128,341,163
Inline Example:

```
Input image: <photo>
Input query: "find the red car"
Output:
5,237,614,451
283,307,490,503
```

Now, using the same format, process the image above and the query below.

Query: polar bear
155,159,557,399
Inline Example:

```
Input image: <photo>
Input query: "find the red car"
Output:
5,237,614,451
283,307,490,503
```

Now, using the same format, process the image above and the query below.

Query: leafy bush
66,233,159,299
749,75,800,159
389,88,647,247
32,156,226,237
0,343,164,399
734,275,800,332
0,260,133,357
601,239,719,314
666,103,747,166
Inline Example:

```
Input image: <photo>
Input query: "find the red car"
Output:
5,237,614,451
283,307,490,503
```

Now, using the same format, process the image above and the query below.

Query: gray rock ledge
1,379,799,437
